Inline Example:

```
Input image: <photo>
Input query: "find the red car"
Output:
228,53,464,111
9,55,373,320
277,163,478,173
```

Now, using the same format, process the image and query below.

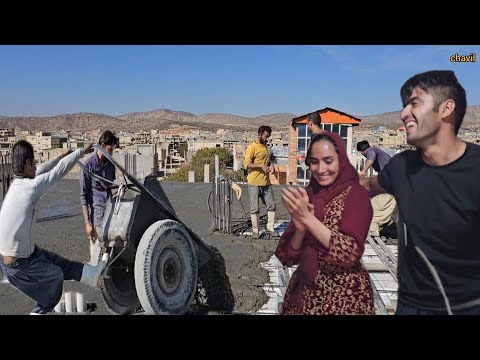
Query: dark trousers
396,300,480,315
1,246,83,312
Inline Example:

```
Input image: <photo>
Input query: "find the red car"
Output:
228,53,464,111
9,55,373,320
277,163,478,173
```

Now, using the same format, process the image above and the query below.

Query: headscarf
304,131,360,224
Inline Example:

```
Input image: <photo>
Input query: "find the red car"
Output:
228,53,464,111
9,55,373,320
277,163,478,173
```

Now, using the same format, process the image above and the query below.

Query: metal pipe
220,179,222,232
217,177,220,231
217,177,221,231
211,179,216,232
226,179,229,234
220,179,223,232
223,180,226,232
214,155,219,180
229,179,233,234
223,180,227,233
225,180,228,233
215,177,219,232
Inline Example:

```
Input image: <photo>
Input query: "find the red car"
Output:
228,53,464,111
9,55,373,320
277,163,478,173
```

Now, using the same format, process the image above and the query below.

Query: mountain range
1,106,479,132
360,105,480,130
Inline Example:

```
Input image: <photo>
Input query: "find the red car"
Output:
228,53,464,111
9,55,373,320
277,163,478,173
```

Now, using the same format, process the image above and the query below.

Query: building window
295,124,312,183
298,138,306,152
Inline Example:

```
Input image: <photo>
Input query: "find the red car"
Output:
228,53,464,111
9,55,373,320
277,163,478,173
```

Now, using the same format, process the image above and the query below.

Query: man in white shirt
0,140,109,315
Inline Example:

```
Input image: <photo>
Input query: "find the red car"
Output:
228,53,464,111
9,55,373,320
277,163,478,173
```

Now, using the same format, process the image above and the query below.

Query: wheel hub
157,248,182,294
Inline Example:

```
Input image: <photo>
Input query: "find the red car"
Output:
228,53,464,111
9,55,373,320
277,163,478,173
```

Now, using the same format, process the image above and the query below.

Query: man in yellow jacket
244,125,277,239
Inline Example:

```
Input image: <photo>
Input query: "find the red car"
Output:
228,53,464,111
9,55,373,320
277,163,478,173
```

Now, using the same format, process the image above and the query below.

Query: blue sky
0,45,478,118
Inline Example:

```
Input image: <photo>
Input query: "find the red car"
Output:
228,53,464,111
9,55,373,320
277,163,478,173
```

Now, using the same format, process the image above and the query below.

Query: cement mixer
82,145,234,315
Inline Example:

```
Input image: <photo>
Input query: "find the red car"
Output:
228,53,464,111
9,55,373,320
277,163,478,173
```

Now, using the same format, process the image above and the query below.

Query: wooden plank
363,237,398,315
363,262,388,272
366,236,398,282
372,283,389,315
374,236,398,267
361,259,389,315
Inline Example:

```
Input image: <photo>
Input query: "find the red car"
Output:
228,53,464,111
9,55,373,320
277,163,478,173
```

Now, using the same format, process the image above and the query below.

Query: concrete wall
188,140,224,152
113,152,158,180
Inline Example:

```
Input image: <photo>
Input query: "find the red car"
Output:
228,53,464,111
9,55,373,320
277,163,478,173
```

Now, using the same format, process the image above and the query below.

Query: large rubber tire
96,244,141,315
134,220,198,315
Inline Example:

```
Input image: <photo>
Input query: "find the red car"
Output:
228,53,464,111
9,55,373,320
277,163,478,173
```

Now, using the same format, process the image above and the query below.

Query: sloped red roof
291,107,362,126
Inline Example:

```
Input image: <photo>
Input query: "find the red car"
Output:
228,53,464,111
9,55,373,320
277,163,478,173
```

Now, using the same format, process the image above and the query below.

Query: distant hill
0,109,296,132
358,105,480,130
195,112,295,127
1,106,479,132
119,110,295,128
0,113,126,132
118,109,196,122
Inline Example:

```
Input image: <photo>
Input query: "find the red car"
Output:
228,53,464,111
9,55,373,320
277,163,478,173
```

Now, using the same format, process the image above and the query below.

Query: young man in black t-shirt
361,70,480,315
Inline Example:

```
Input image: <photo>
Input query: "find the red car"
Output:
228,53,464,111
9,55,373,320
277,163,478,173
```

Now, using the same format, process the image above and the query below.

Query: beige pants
369,194,397,237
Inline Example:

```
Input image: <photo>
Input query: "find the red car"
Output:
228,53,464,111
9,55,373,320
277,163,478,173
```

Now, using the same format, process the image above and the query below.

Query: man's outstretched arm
359,159,374,178
34,144,94,195
36,149,74,176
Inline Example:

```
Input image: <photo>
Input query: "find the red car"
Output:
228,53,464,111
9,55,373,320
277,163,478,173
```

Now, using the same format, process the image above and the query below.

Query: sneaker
80,253,109,288
29,305,49,315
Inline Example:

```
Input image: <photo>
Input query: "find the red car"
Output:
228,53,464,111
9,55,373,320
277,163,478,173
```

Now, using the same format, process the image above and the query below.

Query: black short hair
356,140,370,152
98,130,119,146
400,70,467,135
307,112,322,126
258,125,272,135
11,140,34,176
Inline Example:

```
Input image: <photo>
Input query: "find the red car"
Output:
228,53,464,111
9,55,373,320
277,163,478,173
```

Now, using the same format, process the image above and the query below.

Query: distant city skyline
0,45,478,118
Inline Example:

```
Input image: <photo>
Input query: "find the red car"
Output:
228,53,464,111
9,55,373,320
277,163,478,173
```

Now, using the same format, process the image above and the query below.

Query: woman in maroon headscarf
275,132,374,315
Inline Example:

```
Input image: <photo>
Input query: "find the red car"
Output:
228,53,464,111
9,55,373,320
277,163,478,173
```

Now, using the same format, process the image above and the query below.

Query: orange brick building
287,107,362,185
